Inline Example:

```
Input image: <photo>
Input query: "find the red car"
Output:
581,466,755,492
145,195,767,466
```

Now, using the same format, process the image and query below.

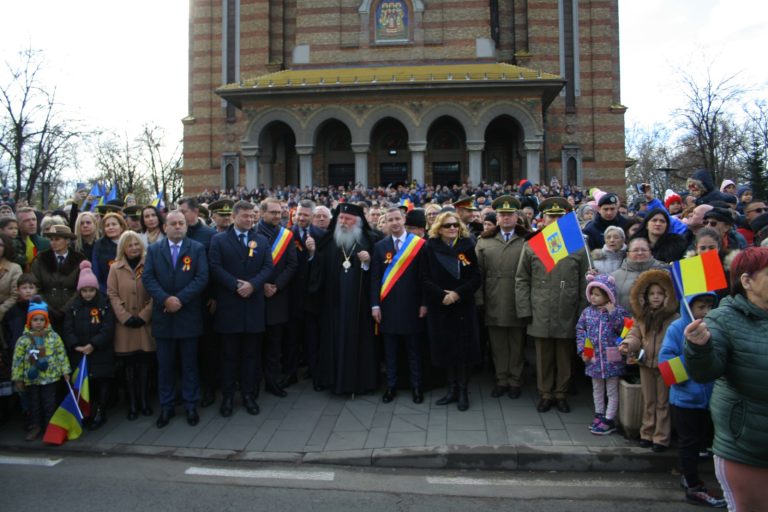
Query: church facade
183,0,626,194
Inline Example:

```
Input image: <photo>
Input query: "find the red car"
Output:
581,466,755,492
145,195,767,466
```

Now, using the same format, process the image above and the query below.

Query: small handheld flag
659,356,690,387
671,251,728,297
72,355,91,417
617,317,634,344
42,380,83,445
527,212,585,272
583,338,595,359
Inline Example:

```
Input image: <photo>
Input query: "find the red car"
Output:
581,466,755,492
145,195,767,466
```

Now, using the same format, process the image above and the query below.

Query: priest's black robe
309,232,380,395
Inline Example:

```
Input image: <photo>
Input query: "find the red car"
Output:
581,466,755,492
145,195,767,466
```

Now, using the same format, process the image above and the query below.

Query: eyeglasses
747,207,767,215
441,223,460,229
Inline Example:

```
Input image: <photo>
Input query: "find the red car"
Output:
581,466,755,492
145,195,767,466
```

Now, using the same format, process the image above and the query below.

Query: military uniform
209,199,234,233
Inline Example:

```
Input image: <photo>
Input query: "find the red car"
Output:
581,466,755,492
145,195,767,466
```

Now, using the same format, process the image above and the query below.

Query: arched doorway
315,119,354,186
427,116,466,186
259,121,297,187
484,115,524,184
371,117,410,186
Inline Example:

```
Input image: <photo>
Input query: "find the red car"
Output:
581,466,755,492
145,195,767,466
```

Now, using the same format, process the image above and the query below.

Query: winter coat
11,326,71,386
107,258,155,354
61,293,115,379
634,208,689,263
475,226,528,327
2,300,28,352
423,236,482,368
91,237,118,294
515,243,588,339
622,270,680,368
659,292,717,410
583,213,629,251
576,304,628,379
610,257,668,312
31,249,85,325
591,246,626,275
685,293,768,468
0,260,22,339
692,169,733,206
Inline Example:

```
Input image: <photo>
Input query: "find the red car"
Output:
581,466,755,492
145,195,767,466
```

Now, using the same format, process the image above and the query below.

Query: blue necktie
171,244,179,267
238,233,247,247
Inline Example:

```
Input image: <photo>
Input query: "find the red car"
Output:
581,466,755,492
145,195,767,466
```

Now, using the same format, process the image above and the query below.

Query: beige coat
0,260,22,346
107,258,155,354
475,228,528,327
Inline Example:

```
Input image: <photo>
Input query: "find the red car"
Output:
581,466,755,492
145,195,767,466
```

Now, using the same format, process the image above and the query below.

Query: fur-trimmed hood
628,269,678,319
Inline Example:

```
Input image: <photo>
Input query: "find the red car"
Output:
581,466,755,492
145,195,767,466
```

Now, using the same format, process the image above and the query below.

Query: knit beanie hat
663,189,682,210
518,180,533,194
26,296,50,328
720,179,736,193
586,274,617,305
77,260,99,291
736,184,752,200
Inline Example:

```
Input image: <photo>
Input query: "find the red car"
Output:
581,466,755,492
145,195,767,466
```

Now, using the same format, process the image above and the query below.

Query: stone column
260,160,273,189
409,141,426,185
524,139,543,185
295,144,314,188
466,140,485,186
351,143,370,188
242,147,260,190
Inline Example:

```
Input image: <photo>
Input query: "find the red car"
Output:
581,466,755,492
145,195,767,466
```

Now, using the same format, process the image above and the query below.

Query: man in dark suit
256,197,297,398
142,210,209,428
283,199,324,388
209,200,273,417
370,207,427,403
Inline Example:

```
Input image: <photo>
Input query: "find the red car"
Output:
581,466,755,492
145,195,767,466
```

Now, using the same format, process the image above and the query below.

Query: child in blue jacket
659,292,725,508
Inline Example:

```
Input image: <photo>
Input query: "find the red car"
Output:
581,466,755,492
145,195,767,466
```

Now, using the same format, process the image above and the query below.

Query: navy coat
142,237,209,339
209,226,273,334
257,221,298,326
370,234,426,335
290,225,325,318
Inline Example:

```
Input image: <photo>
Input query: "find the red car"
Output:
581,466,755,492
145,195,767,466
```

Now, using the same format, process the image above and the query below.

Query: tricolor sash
380,233,425,301
270,226,293,265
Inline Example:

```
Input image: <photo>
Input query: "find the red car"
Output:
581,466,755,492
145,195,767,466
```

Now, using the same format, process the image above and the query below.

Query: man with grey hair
313,206,331,230
309,203,381,395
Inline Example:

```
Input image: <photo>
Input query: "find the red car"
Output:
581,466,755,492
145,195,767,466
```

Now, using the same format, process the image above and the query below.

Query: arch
359,105,417,144
476,102,542,141
416,103,476,141
304,107,361,147
242,109,303,148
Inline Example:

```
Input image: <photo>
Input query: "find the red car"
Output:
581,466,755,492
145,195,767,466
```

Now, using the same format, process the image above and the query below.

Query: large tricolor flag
527,212,586,272
670,251,728,297
72,356,91,417
659,356,690,386
42,383,84,445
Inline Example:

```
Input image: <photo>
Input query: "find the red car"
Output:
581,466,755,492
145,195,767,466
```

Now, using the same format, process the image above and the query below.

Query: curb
0,441,677,472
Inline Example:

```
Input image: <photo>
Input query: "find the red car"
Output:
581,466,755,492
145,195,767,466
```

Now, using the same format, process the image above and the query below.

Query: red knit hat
664,189,682,210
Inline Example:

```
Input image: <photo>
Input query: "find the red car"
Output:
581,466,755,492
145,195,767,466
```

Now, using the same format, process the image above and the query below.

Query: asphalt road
0,451,701,511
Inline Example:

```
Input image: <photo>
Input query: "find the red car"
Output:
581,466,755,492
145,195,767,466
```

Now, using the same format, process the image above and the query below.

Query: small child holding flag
62,261,115,430
659,292,726,508
11,298,70,441
576,274,628,435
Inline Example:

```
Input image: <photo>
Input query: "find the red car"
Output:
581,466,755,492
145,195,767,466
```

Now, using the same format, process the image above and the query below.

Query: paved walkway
0,372,678,472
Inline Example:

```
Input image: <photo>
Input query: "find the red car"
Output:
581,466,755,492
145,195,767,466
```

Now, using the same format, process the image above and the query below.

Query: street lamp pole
655,167,677,193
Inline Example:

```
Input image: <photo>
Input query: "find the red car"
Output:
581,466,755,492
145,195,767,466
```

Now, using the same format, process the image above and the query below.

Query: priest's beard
334,219,363,251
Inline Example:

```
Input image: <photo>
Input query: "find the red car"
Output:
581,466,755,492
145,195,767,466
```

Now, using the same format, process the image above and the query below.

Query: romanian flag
527,212,585,272
43,384,83,445
671,251,728,297
150,192,164,209
380,234,426,300
583,338,595,359
617,317,634,344
659,356,690,386
271,226,294,266
72,356,91,417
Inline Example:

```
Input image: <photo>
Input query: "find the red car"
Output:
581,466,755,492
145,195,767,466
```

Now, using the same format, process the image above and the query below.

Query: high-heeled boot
137,360,153,416
125,365,138,420
435,368,458,405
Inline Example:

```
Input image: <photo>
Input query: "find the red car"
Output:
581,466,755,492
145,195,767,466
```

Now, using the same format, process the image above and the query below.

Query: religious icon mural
375,0,409,43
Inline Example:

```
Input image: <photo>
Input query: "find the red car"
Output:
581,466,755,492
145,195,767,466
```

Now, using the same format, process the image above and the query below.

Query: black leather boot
457,385,469,411
138,360,153,416
89,407,107,430
125,365,138,420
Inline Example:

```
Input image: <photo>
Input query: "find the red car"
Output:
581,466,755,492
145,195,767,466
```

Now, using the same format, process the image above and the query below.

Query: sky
1,0,766,184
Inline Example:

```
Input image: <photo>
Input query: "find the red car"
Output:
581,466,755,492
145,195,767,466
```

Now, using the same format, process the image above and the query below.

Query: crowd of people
0,167,766,510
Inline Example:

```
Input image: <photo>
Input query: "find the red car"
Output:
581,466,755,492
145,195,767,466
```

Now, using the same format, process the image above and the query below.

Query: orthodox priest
309,203,382,395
